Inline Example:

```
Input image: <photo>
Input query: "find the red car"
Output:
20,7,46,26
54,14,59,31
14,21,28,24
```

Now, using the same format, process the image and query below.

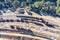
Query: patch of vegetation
0,0,60,17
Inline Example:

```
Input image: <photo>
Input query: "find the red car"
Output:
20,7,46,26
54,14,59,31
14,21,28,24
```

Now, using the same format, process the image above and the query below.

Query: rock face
0,9,60,40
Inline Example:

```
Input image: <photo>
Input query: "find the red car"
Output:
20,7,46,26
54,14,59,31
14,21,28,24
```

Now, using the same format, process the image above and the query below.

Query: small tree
29,1,43,14
57,0,60,7
45,1,50,6
12,0,19,8
56,7,60,14
21,2,27,7
56,0,60,15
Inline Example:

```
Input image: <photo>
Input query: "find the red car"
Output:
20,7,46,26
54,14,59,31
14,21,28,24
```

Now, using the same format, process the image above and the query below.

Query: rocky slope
0,8,60,40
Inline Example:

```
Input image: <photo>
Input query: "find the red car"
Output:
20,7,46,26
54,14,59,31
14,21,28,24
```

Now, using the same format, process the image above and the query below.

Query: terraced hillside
0,9,60,40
